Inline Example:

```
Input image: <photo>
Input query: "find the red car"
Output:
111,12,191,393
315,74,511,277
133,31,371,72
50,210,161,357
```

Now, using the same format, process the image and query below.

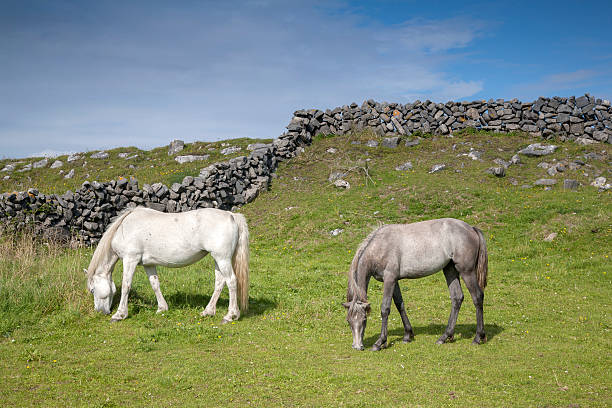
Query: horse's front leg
372,278,396,351
111,258,138,321
144,265,168,313
392,282,414,343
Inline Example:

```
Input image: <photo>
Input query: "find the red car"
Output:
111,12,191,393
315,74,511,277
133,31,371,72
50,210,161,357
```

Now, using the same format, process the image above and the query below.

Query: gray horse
344,218,488,351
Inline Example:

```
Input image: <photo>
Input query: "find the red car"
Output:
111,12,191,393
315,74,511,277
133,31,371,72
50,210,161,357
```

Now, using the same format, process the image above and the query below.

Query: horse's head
84,269,116,315
343,300,370,350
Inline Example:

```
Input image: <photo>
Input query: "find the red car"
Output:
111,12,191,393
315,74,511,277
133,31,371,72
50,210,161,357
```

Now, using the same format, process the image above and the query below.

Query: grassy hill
0,130,610,407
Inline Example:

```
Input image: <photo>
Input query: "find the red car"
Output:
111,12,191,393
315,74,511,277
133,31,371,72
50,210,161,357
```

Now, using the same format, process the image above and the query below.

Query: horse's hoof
200,310,214,317
371,343,385,351
110,318,120,323
221,318,231,324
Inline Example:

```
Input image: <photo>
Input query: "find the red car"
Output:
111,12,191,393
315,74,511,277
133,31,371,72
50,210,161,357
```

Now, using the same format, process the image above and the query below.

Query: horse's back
111,207,239,266
363,218,480,279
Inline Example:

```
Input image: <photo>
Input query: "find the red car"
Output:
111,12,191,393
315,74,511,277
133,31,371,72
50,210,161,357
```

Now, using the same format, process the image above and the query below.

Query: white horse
84,207,249,323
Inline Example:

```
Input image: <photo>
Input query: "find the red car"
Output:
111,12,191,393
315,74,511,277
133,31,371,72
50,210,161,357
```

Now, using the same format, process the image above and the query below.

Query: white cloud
0,2,485,157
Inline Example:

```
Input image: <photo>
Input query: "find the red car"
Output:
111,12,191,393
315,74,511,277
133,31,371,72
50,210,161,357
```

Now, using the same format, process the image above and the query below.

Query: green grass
0,137,272,194
0,130,610,407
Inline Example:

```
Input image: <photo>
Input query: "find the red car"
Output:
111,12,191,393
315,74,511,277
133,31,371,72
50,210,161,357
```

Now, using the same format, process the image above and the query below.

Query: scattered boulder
366,140,379,148
333,179,350,189
590,177,611,191
175,155,210,164
467,150,483,161
33,158,48,169
50,160,63,169
485,167,506,177
221,146,241,155
90,151,109,159
247,143,270,151
1,164,15,172
510,154,521,165
326,147,338,154
534,178,557,186
330,228,344,236
429,164,446,173
382,137,400,148
328,172,347,182
405,138,420,147
395,162,413,171
543,233,557,242
67,154,81,162
64,169,75,179
168,140,185,155
563,179,579,190
518,143,558,157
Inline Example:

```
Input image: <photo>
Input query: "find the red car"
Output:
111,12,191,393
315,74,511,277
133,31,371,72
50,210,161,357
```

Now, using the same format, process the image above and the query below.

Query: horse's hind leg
437,263,464,344
144,265,168,313
392,282,414,342
202,265,224,317
111,257,138,321
210,255,240,323
461,271,486,344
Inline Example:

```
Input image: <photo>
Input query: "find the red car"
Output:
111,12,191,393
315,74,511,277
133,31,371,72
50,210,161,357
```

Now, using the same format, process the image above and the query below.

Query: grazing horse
85,207,249,323
344,218,488,350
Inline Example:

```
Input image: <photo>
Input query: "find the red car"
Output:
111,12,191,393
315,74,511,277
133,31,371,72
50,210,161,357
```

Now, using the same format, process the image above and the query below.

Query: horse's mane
86,208,135,281
347,225,383,302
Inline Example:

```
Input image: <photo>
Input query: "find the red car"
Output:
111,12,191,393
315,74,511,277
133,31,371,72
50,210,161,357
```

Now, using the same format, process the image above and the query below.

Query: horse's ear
342,302,351,309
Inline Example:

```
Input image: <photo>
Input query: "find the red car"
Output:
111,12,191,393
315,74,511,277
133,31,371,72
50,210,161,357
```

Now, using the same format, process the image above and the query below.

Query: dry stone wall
1,94,610,244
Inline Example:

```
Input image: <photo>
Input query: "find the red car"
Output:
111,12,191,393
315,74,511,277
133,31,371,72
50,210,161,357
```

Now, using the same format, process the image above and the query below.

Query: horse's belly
140,248,207,268
399,252,450,279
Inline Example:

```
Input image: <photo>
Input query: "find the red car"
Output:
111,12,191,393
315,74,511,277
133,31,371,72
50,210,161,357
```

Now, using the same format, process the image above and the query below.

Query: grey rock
1,164,15,172
485,167,506,177
429,164,446,173
330,228,344,236
395,162,413,171
493,158,511,168
333,179,350,189
590,177,607,189
518,143,558,156
33,158,48,169
366,140,379,148
247,143,271,151
563,179,579,190
467,150,483,161
328,172,347,182
67,154,81,162
382,137,400,148
175,155,210,164
146,202,166,212
543,232,558,242
405,138,421,147
510,154,521,165
326,147,338,154
168,140,185,155
50,160,63,169
90,151,109,159
534,178,557,186
221,146,242,155
64,169,75,179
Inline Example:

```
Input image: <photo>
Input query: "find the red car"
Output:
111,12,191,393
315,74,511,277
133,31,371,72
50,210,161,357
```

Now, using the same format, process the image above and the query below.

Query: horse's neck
349,271,370,303
95,250,119,278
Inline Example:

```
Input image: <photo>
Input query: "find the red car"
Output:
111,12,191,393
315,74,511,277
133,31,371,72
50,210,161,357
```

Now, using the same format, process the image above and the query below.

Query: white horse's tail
231,213,250,312
86,208,134,281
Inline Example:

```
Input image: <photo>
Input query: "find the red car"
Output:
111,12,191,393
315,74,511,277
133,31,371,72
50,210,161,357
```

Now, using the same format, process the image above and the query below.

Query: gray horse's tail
86,208,134,281
473,227,488,290
231,213,250,312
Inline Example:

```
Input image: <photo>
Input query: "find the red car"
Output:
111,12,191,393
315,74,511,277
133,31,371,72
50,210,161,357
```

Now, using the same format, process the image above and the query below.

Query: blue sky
1,0,611,158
